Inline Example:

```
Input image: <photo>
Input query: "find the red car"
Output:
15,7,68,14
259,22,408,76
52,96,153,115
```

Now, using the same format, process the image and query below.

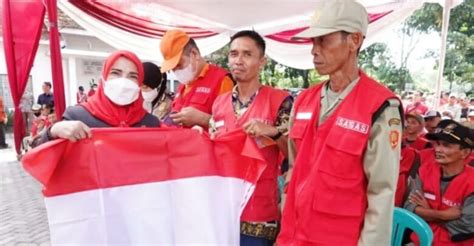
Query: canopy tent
1,0,463,154
59,0,462,70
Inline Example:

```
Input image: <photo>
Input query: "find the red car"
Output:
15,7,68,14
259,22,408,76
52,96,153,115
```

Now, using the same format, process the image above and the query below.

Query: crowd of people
6,1,474,245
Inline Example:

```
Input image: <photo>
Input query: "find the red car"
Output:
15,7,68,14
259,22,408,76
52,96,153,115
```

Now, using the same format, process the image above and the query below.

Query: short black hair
78,86,84,91
230,30,266,57
44,82,52,88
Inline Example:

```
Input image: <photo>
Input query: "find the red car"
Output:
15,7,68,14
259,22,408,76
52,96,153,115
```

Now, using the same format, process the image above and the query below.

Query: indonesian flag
22,128,266,245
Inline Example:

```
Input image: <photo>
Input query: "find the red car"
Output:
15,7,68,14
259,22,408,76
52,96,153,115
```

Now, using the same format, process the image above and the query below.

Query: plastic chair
391,207,433,246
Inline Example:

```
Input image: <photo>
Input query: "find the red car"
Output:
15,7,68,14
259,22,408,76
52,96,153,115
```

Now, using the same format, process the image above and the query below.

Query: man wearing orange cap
160,29,233,128
279,1,402,245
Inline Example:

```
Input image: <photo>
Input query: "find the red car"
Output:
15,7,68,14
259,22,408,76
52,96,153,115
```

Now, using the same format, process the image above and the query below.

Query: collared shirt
209,85,293,134
37,93,54,107
182,63,234,97
230,85,293,134
319,77,359,123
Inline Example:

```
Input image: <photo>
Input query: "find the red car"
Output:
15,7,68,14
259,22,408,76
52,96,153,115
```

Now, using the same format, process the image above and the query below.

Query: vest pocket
289,120,308,140
190,92,210,105
299,172,365,244
318,130,368,179
312,170,365,217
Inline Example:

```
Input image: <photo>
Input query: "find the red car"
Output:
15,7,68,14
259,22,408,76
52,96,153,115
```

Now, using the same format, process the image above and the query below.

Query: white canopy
59,0,463,70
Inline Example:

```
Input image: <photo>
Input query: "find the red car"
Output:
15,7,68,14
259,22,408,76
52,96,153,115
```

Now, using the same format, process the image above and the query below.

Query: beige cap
294,1,369,39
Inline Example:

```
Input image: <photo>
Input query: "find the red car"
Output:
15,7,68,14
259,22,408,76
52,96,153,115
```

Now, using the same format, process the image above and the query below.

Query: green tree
359,43,413,93
406,1,474,89
206,45,326,89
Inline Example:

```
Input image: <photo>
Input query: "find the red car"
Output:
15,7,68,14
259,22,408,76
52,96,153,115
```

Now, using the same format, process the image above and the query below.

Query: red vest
212,86,288,222
395,146,418,207
278,71,398,245
414,161,474,246
420,148,435,166
172,64,228,115
406,136,430,151
466,153,474,167
289,86,320,151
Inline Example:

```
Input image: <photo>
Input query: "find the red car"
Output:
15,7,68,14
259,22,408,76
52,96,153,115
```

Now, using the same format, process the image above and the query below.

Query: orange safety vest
212,86,288,222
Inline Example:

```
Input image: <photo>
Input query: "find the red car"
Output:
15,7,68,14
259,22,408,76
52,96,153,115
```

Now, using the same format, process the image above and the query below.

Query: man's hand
242,119,278,138
439,207,462,221
170,107,210,127
409,190,430,209
50,121,92,142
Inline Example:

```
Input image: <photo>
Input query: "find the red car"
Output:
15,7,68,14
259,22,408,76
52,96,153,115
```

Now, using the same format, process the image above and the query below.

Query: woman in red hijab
37,50,159,143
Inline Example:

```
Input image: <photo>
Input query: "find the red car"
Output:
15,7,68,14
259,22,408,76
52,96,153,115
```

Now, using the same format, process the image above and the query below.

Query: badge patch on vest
390,130,400,149
442,197,461,207
215,120,224,128
335,117,369,134
196,87,211,94
423,192,436,201
296,112,312,120
388,118,401,127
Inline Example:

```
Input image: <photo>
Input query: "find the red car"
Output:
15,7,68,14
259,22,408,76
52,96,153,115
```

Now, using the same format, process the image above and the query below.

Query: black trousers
0,123,6,146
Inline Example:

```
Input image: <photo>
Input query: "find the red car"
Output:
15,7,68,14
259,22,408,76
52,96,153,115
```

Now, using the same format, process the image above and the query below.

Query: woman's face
106,57,139,84
141,84,153,92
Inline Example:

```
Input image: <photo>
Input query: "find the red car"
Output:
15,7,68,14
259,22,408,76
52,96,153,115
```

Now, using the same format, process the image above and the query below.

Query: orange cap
160,29,190,73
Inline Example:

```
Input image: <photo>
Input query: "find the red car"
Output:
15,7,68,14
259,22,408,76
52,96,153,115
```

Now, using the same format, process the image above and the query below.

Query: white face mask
103,77,140,105
173,62,195,85
142,89,158,102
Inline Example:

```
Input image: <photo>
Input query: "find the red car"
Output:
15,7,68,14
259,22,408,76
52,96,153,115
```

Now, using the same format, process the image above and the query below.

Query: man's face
310,32,353,75
42,84,51,93
414,92,422,103
425,117,441,134
434,140,470,166
172,49,198,78
405,117,423,135
228,37,266,83
449,96,457,105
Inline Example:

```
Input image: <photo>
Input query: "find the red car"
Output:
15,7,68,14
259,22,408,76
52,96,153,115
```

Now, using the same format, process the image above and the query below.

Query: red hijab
81,50,147,127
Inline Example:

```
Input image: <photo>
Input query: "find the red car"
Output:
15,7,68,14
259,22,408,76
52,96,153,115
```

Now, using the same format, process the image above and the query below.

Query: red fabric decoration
2,0,45,154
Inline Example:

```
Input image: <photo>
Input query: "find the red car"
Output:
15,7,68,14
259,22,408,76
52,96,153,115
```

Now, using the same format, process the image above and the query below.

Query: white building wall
1,31,178,110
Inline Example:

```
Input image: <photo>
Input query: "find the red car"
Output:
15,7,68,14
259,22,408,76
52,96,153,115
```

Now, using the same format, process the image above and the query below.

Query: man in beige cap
280,1,402,245
160,29,233,128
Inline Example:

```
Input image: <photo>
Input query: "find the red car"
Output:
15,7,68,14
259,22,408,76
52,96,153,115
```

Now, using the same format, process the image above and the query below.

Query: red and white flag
22,128,266,245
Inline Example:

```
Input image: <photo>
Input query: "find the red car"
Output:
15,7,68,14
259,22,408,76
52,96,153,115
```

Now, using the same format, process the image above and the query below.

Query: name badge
424,192,436,200
296,112,312,120
215,120,224,128
196,87,211,94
